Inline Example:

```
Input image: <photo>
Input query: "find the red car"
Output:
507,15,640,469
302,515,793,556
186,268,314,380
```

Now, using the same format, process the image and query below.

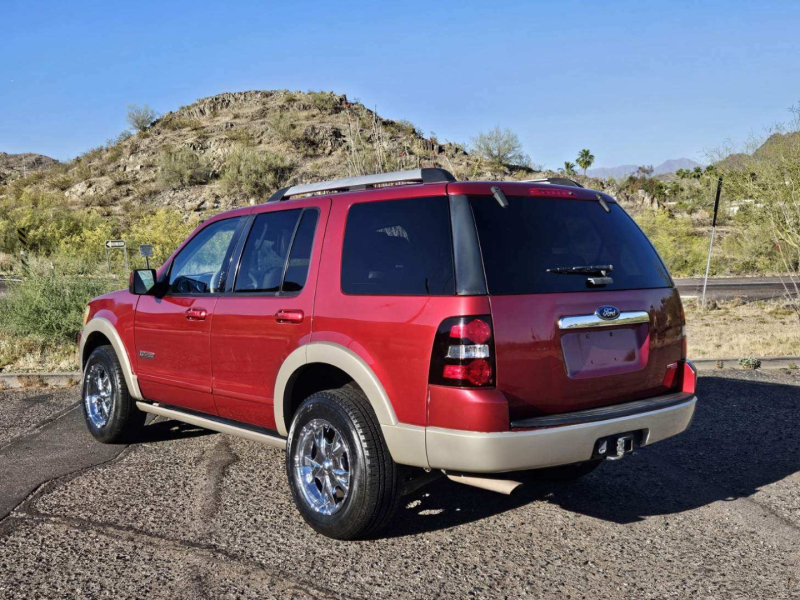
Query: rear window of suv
341,197,455,295
469,195,672,295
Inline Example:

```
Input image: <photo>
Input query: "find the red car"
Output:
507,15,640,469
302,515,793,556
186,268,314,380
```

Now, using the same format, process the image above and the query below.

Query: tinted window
169,217,241,294
235,210,300,293
341,197,455,295
470,196,672,294
283,210,319,292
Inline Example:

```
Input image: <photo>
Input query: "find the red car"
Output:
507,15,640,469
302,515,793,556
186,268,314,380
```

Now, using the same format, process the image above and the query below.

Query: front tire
81,345,145,443
286,388,400,540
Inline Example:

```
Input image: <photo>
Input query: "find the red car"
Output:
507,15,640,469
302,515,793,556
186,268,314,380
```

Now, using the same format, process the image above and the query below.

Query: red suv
78,168,697,539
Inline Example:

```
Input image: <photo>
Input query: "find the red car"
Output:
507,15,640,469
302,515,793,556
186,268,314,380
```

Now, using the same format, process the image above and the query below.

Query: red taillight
450,318,492,344
431,316,495,388
530,187,573,198
662,360,698,394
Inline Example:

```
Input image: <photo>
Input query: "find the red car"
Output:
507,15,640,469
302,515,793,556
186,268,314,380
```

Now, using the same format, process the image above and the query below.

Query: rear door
468,190,684,421
210,199,329,430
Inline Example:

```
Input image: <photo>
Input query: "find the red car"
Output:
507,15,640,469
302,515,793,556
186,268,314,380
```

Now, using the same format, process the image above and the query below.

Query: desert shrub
0,271,118,343
127,209,199,266
0,190,88,255
127,104,159,132
470,126,531,168
156,147,210,189
267,112,297,143
308,91,340,113
634,210,709,277
220,147,294,198
394,119,423,138
225,127,254,145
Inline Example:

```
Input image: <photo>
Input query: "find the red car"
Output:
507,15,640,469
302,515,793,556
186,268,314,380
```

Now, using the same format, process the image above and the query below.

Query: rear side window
283,210,319,292
235,209,305,293
470,196,672,294
341,197,455,295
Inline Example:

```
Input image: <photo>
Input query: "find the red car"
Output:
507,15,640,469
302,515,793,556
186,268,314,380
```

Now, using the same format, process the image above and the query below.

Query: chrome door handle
275,309,304,324
185,307,208,321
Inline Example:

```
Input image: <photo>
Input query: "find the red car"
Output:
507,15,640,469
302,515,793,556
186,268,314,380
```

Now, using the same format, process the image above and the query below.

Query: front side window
168,217,242,294
341,197,455,295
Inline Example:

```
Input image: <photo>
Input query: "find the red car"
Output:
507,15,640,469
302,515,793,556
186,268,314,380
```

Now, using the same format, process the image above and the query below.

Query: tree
637,165,654,178
126,104,159,132
559,161,577,176
576,149,595,176
470,126,531,168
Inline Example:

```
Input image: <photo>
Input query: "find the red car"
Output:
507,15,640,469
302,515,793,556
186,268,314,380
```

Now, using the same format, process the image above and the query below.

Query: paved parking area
1,371,798,599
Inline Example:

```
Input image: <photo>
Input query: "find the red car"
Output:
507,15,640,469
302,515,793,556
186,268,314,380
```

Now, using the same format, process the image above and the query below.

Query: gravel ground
0,387,78,447
1,370,798,599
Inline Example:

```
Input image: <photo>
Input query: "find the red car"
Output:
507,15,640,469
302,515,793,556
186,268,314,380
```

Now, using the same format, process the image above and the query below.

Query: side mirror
129,269,158,295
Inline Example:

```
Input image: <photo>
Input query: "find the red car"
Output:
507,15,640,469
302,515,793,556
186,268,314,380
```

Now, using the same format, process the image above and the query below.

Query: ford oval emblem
596,306,620,320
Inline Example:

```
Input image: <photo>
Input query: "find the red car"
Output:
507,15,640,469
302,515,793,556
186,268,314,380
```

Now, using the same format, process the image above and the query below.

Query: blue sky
2,0,799,169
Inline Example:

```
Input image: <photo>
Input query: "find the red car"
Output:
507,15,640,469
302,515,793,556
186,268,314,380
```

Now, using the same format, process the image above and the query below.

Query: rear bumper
424,395,696,473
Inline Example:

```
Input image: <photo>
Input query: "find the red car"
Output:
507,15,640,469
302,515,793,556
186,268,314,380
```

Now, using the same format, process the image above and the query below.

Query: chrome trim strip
510,392,694,429
136,402,287,450
558,310,650,330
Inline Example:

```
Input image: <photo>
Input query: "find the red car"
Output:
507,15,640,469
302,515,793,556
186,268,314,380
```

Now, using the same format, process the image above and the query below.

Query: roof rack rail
267,168,455,202
524,177,584,188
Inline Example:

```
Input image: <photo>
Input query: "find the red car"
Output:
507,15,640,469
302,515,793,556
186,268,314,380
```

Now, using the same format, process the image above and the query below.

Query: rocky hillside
2,89,670,219
4,90,545,216
0,152,58,185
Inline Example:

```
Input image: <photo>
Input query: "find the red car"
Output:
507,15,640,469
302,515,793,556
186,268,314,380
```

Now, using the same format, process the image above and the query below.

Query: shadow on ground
383,375,800,537
138,419,215,444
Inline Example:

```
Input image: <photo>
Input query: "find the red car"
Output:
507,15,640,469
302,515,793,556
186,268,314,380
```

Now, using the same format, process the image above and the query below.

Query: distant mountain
587,158,701,179
0,152,58,185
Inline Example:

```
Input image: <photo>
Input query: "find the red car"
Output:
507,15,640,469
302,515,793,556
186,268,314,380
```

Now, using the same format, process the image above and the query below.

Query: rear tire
528,459,603,482
286,388,400,540
81,345,145,443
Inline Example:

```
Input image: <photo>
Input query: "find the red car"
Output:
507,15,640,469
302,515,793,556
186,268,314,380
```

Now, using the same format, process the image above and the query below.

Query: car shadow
138,418,216,443
383,374,800,538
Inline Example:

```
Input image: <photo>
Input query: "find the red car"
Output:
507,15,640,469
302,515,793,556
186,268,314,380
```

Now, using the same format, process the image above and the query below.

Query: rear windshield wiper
546,264,614,276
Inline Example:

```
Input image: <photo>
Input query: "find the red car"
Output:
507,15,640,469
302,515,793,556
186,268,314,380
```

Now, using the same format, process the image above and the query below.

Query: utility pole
701,177,723,309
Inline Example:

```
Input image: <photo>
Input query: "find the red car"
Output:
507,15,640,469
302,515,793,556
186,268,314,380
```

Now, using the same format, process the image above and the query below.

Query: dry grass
686,299,800,358
0,334,77,373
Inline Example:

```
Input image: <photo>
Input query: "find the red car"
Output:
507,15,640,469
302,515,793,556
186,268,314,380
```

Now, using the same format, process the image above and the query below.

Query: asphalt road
1,371,799,599
674,276,794,301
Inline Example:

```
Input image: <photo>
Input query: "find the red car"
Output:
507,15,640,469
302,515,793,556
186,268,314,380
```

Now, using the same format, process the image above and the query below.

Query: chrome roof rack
523,177,584,188
267,168,455,202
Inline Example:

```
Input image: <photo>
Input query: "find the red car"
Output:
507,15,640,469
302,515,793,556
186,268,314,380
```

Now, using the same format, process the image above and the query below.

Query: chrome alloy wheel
293,418,351,515
85,363,114,428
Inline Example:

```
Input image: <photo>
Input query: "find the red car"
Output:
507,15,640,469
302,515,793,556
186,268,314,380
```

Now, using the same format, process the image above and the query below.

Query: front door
135,216,244,414
211,199,329,430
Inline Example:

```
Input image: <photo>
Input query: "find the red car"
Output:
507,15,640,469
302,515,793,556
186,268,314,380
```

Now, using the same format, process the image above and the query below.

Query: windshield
469,195,672,295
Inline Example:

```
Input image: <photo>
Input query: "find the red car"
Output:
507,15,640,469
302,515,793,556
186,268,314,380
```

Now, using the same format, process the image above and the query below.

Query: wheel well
284,363,357,430
82,332,111,369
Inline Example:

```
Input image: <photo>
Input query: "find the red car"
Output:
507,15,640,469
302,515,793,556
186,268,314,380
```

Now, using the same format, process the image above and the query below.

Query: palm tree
576,149,595,176
560,161,577,176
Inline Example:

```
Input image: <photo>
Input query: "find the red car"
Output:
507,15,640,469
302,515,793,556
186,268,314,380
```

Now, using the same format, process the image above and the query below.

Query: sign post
104,240,128,274
701,177,723,310
139,244,153,270
16,227,29,274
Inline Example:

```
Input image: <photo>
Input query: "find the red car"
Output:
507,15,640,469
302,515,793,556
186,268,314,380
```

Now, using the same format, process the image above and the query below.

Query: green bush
634,210,709,277
0,272,118,343
156,147,210,189
220,147,294,198
126,104,159,132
